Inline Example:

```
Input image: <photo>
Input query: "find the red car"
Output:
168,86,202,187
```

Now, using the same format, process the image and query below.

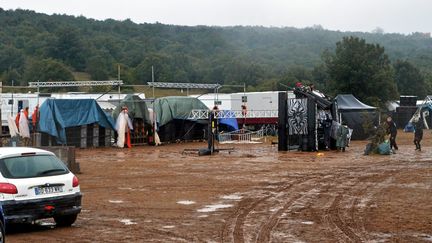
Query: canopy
336,94,376,110
38,99,115,144
335,94,377,140
153,96,209,126
113,94,151,125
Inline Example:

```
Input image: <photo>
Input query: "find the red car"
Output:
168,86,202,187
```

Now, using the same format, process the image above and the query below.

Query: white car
0,147,82,226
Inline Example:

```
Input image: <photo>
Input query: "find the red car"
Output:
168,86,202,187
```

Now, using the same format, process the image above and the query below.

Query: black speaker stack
395,96,418,129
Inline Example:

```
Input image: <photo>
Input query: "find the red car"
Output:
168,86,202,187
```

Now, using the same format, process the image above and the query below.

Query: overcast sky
1,0,430,34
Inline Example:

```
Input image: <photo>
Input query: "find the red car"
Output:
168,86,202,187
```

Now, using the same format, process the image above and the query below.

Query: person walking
386,116,398,151
413,119,423,151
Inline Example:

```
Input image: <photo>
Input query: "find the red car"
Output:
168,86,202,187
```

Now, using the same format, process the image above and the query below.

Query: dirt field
7,130,432,242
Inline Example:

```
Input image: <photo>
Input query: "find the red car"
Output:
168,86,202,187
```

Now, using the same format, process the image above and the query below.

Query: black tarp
336,94,377,110
336,94,378,140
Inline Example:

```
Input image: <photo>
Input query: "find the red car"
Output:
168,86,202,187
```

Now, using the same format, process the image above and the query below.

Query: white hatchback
0,147,82,226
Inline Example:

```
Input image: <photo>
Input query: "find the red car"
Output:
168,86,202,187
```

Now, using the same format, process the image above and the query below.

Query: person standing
413,119,423,151
336,123,349,152
322,113,332,150
386,116,398,150
32,105,39,131
115,107,133,148
18,108,31,146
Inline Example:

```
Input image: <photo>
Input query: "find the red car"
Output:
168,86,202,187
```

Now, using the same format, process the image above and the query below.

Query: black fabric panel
158,120,207,143
394,106,417,129
306,98,317,151
340,110,378,140
278,92,288,151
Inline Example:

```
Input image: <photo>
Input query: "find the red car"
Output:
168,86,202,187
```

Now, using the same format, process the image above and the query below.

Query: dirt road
7,131,432,242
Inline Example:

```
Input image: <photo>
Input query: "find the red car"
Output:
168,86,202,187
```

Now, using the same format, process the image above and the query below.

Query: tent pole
378,112,381,125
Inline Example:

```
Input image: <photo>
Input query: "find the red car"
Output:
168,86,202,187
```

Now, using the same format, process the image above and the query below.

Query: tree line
1,8,432,107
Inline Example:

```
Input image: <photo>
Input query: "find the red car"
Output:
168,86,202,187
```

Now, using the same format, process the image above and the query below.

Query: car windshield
0,154,68,179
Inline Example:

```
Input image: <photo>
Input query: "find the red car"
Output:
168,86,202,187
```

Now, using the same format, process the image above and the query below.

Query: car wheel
54,214,78,227
0,220,4,243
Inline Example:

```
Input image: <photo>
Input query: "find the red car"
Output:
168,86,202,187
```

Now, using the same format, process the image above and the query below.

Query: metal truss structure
28,80,124,88
188,109,278,119
147,82,221,89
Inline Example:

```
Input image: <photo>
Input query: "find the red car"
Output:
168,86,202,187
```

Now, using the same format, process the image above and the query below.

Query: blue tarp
378,141,391,155
219,110,239,131
404,122,414,132
38,99,115,144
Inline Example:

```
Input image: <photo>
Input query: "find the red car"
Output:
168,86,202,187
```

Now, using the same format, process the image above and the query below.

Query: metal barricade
218,129,264,143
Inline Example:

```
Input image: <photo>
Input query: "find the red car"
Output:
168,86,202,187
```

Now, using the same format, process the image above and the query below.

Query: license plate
35,186,64,195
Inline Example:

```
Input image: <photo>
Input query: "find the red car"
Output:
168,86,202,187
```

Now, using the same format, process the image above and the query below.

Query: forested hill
1,8,431,92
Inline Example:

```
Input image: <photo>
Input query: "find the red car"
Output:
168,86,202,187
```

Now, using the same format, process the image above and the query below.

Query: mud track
7,131,432,242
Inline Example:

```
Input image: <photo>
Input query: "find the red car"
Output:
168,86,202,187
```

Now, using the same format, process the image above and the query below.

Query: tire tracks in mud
220,177,320,243
321,167,399,243
149,228,204,242
254,178,323,243
326,194,363,242
220,160,411,243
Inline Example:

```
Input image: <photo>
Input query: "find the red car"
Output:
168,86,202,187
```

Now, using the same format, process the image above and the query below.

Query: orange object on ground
126,127,132,148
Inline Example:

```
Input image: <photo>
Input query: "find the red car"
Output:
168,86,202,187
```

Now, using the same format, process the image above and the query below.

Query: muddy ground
7,131,432,242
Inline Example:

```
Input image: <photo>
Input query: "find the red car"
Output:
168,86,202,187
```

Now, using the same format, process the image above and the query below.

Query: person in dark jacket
386,116,398,150
413,119,423,151
322,114,332,150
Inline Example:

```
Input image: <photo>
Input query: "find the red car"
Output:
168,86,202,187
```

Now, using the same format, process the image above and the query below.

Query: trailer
190,91,295,134
0,92,145,130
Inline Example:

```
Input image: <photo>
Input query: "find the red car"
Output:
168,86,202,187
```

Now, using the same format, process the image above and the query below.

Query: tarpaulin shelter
113,94,151,125
113,94,152,145
153,96,209,142
336,94,378,140
38,99,115,145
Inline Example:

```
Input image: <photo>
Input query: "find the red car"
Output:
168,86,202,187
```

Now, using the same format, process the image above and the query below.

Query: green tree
133,53,196,84
133,54,168,84
393,60,429,98
254,78,280,91
311,64,329,91
1,9,432,91
0,68,21,85
223,60,266,86
86,55,112,80
23,58,74,85
50,27,86,70
425,73,432,94
0,46,25,73
324,36,398,107
279,66,314,89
